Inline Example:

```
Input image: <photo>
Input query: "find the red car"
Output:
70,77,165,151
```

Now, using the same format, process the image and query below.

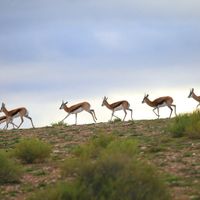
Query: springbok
188,88,200,109
0,115,17,129
0,103,35,129
142,94,177,118
101,96,133,121
59,101,97,125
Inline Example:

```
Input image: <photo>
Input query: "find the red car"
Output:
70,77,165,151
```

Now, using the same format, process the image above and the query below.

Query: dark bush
0,151,22,184
13,138,52,163
29,135,170,200
28,182,89,200
168,111,200,138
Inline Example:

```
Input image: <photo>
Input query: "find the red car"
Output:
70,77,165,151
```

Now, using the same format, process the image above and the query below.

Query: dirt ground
0,119,200,200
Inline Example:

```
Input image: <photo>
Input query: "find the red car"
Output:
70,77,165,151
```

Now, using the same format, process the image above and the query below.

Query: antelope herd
0,88,200,129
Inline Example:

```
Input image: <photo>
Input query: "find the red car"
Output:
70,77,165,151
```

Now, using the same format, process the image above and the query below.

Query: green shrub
51,121,68,127
64,135,169,200
62,134,117,177
79,156,169,200
112,118,122,123
105,138,138,156
0,151,22,184
30,160,169,200
168,111,200,138
13,138,52,163
72,134,116,159
28,182,90,200
29,135,170,200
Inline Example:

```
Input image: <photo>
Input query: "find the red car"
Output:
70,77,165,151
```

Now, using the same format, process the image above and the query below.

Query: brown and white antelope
101,96,133,121
188,88,200,109
0,115,17,129
0,103,35,129
142,94,177,118
59,101,97,125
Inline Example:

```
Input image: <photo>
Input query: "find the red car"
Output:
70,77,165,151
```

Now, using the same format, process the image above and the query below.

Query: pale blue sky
0,0,200,127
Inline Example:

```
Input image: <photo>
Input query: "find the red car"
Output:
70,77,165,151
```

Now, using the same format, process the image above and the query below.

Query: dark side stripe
156,99,166,105
70,105,83,112
111,101,124,108
0,116,6,120
11,108,22,116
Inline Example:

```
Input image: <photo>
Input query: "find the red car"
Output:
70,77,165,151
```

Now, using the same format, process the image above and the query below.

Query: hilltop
0,119,200,200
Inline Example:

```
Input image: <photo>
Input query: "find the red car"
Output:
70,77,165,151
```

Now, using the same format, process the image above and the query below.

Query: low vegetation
0,150,22,184
168,110,200,138
30,135,170,200
0,117,200,200
13,138,52,164
51,121,68,127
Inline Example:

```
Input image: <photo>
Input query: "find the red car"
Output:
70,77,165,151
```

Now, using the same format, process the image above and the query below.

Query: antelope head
188,88,194,98
142,94,149,103
0,102,5,112
102,96,108,106
59,100,68,110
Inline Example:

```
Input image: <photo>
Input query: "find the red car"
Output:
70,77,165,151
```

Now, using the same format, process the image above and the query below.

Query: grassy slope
0,119,200,200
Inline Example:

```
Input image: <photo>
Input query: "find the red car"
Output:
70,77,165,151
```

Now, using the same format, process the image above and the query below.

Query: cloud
0,61,199,100
1,0,200,23
1,0,200,65
0,0,200,127
94,30,123,49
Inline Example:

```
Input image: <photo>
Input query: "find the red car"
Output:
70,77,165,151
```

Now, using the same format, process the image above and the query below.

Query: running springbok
0,115,17,129
142,94,177,118
101,96,133,121
188,88,200,109
59,101,97,125
0,103,35,129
